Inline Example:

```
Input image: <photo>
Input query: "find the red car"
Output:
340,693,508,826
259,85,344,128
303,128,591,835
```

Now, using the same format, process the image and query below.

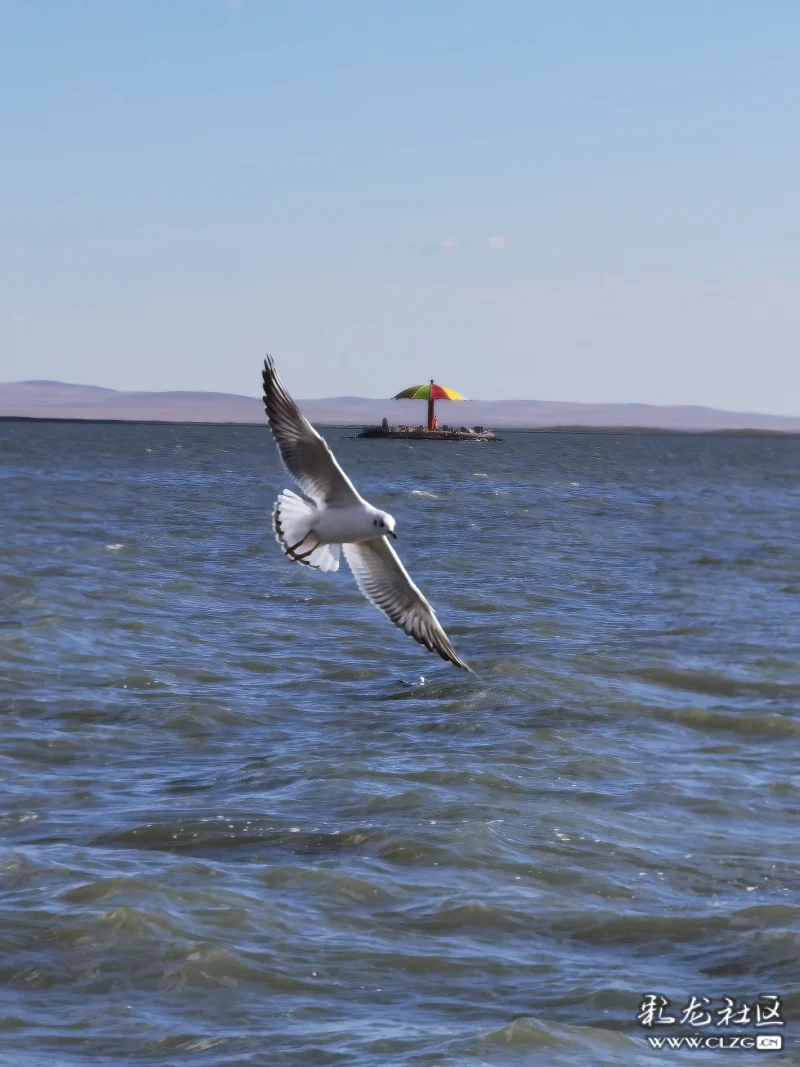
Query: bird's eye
373,519,378,526
380,520,385,527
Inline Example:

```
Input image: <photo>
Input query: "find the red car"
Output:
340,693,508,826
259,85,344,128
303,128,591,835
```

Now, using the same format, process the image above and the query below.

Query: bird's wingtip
444,646,477,676
263,356,279,397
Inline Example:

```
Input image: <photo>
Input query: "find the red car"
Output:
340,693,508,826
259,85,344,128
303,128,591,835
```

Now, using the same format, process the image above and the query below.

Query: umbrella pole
427,379,435,431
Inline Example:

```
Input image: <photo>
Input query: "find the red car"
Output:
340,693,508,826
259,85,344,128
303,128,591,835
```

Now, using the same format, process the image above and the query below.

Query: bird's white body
261,357,471,671
312,503,395,545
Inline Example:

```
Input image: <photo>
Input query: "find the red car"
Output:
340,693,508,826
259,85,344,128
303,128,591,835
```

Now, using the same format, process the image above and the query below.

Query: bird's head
372,510,397,539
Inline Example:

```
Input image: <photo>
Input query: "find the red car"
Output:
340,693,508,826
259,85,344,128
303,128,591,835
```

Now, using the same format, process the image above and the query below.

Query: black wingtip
435,642,476,675
262,356,277,411
454,655,478,676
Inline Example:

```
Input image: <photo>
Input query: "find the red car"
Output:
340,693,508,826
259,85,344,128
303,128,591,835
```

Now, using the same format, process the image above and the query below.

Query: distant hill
1,379,799,432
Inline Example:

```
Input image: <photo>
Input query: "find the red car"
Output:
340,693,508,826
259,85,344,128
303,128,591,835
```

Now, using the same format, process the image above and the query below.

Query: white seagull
262,357,472,672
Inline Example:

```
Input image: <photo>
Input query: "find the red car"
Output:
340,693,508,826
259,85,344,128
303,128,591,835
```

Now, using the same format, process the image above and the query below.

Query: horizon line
5,379,799,421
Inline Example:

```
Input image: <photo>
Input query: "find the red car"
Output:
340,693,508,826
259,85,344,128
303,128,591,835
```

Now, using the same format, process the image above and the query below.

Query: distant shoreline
2,415,797,437
4,381,798,433
515,425,799,437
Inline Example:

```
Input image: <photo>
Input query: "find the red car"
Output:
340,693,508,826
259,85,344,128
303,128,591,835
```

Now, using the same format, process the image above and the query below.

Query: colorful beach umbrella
393,379,467,430
393,382,466,402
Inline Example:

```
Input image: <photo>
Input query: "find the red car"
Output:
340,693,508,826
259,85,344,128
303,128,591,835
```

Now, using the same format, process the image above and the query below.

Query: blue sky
2,0,799,412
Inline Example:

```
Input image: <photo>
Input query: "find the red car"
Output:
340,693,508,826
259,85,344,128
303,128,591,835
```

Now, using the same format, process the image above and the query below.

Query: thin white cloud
439,237,457,249
4,312,26,322
487,236,510,251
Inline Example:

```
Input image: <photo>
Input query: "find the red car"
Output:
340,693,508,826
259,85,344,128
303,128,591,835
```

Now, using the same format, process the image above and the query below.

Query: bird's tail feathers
272,490,340,572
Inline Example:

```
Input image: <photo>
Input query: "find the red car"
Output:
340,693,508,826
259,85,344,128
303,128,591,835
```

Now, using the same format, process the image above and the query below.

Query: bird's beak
387,530,397,539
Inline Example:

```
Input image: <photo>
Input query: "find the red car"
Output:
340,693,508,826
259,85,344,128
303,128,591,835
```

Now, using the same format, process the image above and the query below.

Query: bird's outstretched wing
343,538,472,672
262,356,362,507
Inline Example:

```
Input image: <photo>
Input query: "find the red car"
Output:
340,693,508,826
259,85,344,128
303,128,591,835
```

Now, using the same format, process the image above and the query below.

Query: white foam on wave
105,543,124,551
473,473,489,478
410,490,439,498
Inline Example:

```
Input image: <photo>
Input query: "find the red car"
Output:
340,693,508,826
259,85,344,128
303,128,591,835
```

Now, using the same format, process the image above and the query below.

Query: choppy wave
1,422,798,1065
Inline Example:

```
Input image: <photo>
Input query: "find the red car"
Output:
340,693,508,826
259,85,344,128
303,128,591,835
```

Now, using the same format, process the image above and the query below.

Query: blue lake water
1,422,798,1065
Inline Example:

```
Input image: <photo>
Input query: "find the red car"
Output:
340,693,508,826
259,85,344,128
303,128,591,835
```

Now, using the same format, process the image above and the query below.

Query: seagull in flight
261,357,472,672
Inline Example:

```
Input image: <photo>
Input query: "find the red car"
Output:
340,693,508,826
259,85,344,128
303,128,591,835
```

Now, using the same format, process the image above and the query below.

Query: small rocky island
357,379,499,440
358,419,498,441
